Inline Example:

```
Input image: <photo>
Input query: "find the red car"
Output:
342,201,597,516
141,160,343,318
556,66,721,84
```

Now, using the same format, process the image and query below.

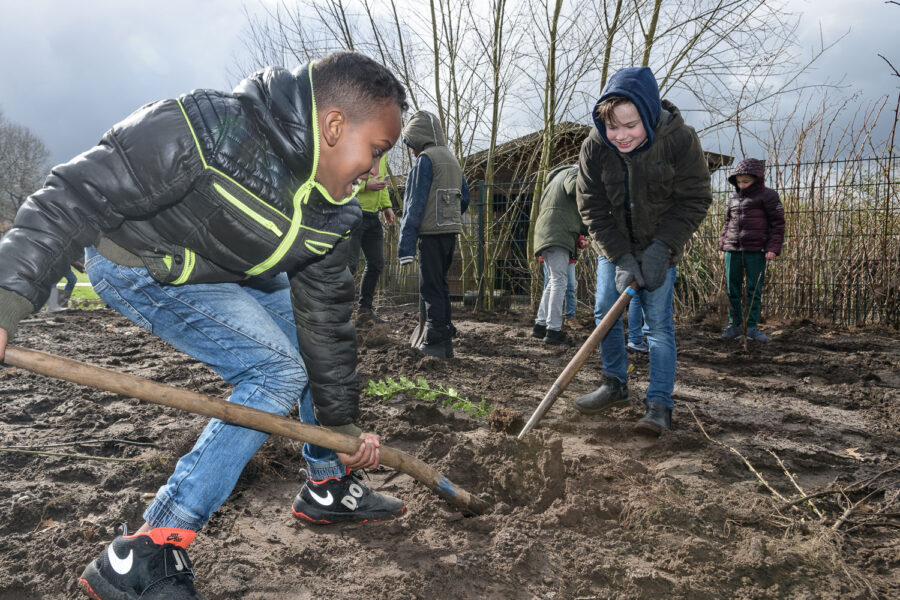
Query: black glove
638,239,671,291
613,253,644,294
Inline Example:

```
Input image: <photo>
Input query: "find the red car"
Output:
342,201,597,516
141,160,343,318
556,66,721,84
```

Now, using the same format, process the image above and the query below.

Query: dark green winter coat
533,165,586,257
577,100,712,264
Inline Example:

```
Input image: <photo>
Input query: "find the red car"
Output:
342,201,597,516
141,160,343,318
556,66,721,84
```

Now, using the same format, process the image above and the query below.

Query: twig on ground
0,447,140,463
767,448,826,519
832,488,882,531
686,404,788,503
778,462,900,511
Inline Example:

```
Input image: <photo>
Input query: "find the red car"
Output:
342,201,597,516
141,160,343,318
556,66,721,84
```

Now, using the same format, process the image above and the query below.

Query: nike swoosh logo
107,545,133,575
308,488,334,506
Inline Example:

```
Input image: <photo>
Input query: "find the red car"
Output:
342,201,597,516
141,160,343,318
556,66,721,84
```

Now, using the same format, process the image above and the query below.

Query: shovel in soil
409,296,426,348
3,345,489,516
518,283,637,439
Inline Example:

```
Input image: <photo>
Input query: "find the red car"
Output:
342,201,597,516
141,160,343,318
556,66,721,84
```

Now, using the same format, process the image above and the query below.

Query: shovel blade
409,315,426,348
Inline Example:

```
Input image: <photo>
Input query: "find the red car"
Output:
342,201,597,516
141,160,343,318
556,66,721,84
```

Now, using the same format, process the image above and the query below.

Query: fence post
476,181,486,309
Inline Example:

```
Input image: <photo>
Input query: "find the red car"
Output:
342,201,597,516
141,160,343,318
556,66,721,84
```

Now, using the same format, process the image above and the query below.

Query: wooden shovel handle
4,345,488,515
518,283,637,439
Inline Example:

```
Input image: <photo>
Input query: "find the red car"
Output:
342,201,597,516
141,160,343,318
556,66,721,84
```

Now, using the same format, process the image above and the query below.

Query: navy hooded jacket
593,66,662,154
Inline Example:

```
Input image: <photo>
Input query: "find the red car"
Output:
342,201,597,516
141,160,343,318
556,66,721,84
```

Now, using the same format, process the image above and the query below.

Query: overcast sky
0,0,897,167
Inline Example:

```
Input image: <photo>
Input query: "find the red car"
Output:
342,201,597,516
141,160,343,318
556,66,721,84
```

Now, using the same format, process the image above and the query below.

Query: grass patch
55,269,101,305
364,375,492,419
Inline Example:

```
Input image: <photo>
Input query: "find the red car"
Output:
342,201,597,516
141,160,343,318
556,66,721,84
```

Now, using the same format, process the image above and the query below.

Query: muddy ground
0,303,898,599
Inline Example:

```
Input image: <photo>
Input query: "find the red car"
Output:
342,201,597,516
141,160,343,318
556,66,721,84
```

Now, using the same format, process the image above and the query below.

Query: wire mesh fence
366,155,899,328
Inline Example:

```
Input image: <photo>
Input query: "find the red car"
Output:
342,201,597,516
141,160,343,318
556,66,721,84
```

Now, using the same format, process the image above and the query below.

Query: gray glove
639,239,672,291
613,253,644,293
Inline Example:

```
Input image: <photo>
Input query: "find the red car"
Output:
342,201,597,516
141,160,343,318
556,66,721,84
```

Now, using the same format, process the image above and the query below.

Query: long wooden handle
517,284,637,439
4,345,488,515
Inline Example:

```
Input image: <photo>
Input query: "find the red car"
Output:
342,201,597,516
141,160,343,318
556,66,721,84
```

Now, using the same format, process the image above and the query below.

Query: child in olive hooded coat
531,164,588,345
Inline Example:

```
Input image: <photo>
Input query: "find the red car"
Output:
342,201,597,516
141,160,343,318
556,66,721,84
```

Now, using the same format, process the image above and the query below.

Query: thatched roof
462,121,733,183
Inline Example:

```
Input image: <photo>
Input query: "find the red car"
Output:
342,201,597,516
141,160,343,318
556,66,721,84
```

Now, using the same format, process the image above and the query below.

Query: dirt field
1,304,898,599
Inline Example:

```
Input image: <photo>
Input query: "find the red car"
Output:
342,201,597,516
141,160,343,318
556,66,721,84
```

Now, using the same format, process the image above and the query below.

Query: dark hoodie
397,111,470,261
593,66,662,154
577,68,712,263
718,158,785,254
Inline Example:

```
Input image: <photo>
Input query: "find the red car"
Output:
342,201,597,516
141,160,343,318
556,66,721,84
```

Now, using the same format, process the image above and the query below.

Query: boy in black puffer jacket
0,51,409,600
718,158,785,342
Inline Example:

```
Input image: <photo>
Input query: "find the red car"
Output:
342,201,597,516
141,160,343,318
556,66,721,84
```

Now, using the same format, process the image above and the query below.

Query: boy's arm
576,133,630,261
0,100,199,337
652,127,713,255
397,155,433,264
289,241,361,436
718,198,732,251
764,190,786,255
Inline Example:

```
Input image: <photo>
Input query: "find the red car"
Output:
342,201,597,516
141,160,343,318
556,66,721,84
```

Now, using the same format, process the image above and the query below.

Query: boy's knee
241,354,308,410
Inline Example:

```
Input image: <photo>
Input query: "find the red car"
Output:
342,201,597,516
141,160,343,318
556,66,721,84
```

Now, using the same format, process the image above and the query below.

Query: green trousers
725,251,766,327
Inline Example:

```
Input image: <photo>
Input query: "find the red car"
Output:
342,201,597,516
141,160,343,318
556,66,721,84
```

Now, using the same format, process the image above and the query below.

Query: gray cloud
0,0,267,166
1,0,896,170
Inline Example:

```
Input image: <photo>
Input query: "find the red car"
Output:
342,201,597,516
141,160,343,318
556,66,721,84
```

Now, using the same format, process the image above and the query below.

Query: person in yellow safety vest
348,153,395,324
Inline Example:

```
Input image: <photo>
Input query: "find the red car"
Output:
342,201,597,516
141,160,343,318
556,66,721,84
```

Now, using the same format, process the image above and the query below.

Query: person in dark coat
397,110,470,359
573,66,713,435
718,157,785,342
0,51,409,599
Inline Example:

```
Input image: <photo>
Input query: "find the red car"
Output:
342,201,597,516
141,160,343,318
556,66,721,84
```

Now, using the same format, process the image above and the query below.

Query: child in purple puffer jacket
718,158,785,342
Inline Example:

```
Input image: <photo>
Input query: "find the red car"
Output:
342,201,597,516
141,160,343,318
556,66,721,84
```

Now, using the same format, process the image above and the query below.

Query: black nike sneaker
291,469,406,524
79,524,206,600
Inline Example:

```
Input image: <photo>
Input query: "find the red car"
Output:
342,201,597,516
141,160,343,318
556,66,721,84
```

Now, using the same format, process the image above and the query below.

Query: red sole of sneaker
79,578,102,600
291,505,406,525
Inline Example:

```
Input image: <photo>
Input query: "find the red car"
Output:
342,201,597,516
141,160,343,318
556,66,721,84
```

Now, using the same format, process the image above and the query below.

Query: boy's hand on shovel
0,328,8,362
338,432,381,470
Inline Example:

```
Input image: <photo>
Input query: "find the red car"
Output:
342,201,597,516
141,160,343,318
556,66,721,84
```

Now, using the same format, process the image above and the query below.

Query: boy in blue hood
574,67,713,435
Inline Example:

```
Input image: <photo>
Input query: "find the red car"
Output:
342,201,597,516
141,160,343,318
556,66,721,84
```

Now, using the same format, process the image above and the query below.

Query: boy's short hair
595,95,633,125
313,51,409,116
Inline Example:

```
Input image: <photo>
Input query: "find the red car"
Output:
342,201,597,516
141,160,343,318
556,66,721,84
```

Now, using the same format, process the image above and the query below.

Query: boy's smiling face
317,101,403,201
604,102,648,154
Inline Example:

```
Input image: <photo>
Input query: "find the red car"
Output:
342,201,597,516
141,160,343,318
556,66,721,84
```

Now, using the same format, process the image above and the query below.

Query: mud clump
488,405,524,434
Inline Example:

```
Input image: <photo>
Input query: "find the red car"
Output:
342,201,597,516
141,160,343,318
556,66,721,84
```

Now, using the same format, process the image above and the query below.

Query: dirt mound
1,307,897,599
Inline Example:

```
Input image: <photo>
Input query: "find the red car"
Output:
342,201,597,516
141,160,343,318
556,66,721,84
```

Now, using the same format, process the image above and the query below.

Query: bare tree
233,0,858,309
880,1,900,79
0,108,49,223
521,0,608,304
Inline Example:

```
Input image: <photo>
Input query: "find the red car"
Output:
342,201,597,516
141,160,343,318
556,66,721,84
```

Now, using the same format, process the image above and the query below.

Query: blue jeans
84,248,345,531
63,268,78,293
627,293,648,343
543,260,576,319
594,255,677,408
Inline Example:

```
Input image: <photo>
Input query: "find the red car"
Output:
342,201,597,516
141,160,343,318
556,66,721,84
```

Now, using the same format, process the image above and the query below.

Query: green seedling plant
364,375,491,419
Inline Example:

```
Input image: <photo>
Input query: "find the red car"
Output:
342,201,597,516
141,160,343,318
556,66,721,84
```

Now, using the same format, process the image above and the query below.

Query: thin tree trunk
641,0,662,66
600,0,624,90
527,0,563,309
